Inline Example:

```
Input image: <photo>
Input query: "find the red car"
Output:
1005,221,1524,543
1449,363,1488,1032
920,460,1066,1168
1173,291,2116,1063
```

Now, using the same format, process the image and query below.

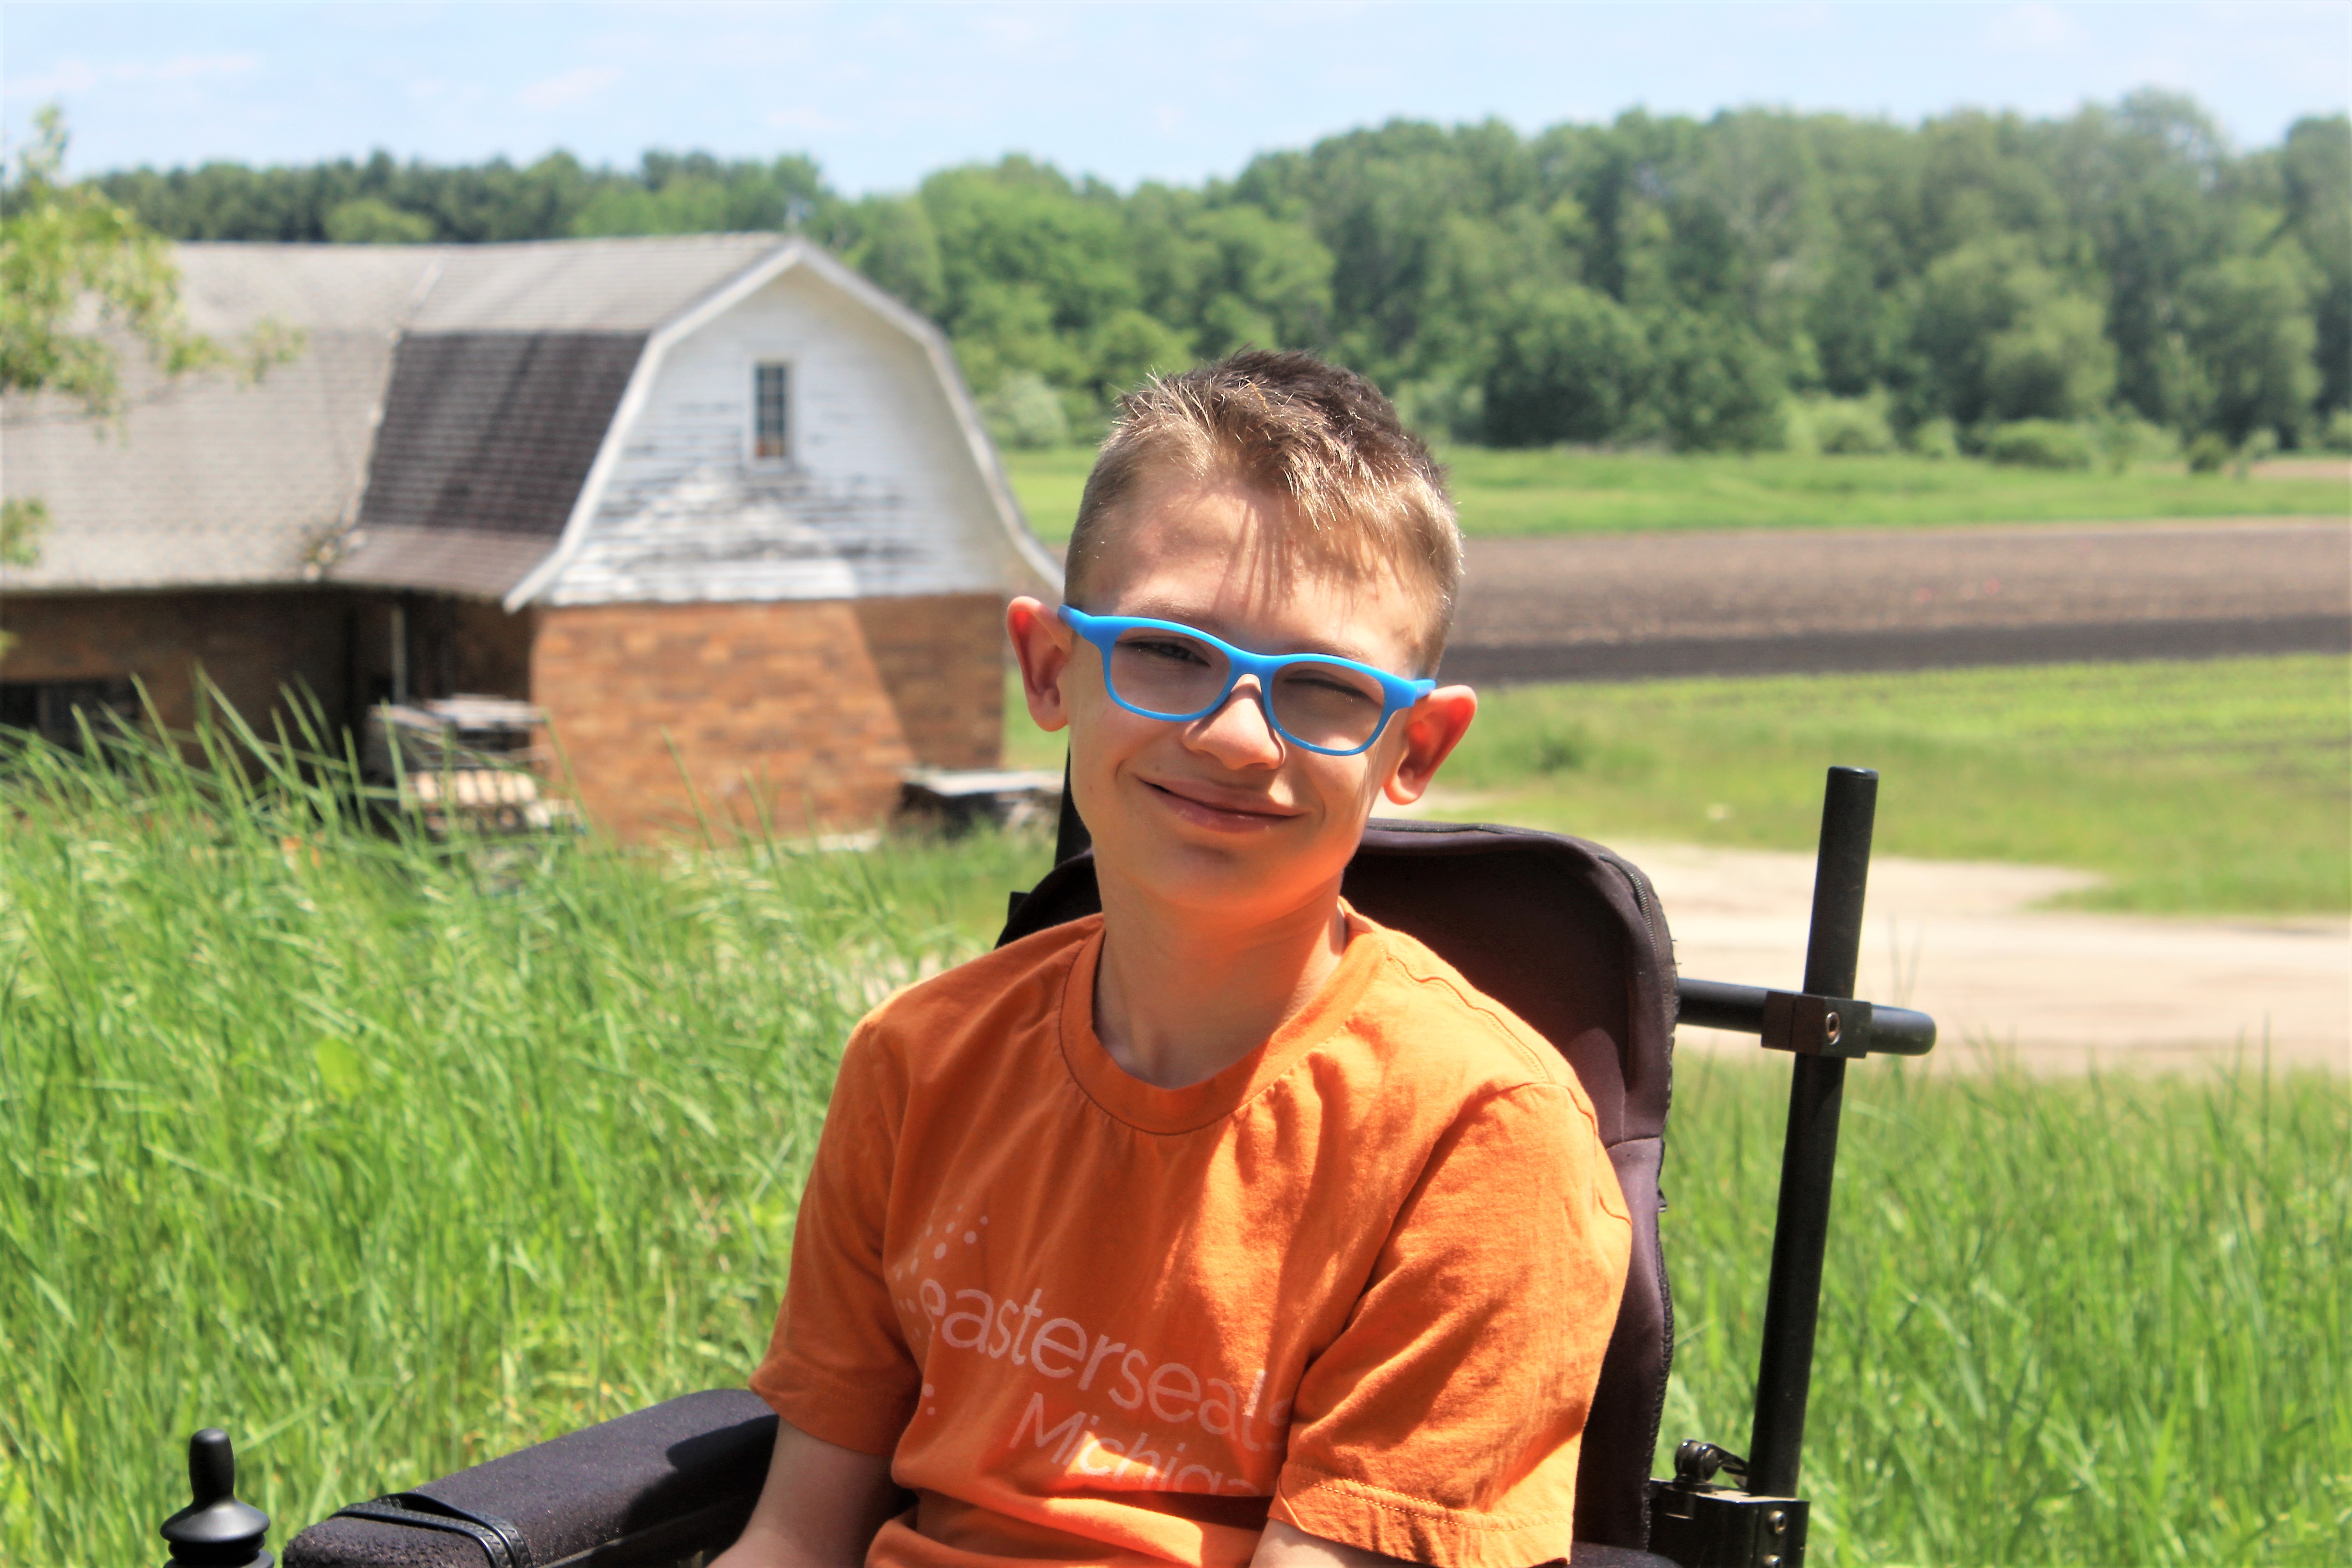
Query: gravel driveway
1614,839,2349,1074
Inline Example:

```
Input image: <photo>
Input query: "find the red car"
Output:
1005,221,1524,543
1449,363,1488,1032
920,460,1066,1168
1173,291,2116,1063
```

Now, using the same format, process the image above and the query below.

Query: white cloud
518,65,622,111
1987,3,2090,53
149,51,260,83
6,56,102,96
7,49,256,97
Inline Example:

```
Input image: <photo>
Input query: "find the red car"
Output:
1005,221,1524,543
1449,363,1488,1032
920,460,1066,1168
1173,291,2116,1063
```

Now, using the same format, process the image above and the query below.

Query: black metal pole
1748,766,1877,1499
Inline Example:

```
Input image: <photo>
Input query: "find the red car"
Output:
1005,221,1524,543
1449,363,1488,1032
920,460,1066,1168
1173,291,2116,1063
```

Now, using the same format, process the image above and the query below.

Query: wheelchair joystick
161,1428,272,1568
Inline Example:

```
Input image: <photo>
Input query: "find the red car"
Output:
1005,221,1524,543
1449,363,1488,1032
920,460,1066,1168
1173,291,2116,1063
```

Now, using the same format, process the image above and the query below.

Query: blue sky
6,2,2347,192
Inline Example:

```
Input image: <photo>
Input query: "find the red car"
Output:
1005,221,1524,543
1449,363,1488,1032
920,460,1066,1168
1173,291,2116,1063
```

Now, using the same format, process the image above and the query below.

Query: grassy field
1001,445,2349,545
1009,653,2352,914
1661,1053,2347,1566
4,725,2346,1565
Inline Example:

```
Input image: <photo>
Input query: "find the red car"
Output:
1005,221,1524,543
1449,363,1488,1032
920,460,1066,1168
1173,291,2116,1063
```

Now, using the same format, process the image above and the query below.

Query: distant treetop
79,96,2352,456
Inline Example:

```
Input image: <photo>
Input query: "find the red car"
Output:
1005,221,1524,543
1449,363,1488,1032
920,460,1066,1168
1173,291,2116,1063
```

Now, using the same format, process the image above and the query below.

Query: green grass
5,720,2346,1565
1001,445,2349,545
1426,655,2349,914
1007,654,2351,914
1660,1054,2348,1566
0,716,1048,1566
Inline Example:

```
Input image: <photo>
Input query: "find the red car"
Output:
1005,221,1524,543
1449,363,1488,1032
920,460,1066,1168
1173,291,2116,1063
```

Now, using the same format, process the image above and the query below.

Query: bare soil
1443,518,2351,683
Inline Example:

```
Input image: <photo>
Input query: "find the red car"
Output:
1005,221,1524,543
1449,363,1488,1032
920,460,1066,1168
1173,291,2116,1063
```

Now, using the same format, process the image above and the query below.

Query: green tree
0,106,301,618
1480,280,1649,446
828,194,945,315
2274,115,2351,417
1177,205,1333,357
2,106,232,417
71,93,2340,454
324,196,435,244
2177,250,2322,445
1983,291,2117,422
1913,237,2114,425
1644,310,1786,451
2051,93,2233,427
1084,308,1192,407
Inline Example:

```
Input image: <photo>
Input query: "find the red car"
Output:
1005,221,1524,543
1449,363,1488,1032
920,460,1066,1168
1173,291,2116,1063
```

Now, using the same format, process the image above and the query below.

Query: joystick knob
160,1428,272,1568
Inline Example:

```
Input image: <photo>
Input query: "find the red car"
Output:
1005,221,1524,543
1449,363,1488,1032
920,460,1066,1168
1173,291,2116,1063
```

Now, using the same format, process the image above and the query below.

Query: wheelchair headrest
999,818,1676,1150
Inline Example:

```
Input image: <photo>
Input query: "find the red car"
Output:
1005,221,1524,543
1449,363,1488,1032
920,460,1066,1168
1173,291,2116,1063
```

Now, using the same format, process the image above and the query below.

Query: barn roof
329,331,648,597
0,235,1051,602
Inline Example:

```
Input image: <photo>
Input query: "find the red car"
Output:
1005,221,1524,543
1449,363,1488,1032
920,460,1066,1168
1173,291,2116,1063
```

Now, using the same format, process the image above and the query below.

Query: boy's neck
1090,873,1351,1090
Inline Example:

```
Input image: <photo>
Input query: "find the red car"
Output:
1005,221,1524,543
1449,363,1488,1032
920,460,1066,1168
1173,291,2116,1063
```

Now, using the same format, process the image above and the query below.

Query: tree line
84,92,2350,456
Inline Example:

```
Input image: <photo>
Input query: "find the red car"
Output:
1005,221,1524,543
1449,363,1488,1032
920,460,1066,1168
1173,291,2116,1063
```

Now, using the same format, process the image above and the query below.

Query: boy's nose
1188,676,1286,767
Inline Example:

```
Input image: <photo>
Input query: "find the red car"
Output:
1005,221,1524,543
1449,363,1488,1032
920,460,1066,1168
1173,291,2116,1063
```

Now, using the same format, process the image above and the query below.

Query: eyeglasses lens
1108,629,1386,750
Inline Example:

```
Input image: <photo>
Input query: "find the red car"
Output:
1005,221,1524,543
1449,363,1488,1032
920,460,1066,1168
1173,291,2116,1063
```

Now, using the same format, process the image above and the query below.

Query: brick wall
0,589,350,740
531,594,1004,841
3,587,1007,840
854,593,1006,770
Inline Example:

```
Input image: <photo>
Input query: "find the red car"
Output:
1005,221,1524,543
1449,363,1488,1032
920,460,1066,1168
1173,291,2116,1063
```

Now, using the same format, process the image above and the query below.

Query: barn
0,235,1061,838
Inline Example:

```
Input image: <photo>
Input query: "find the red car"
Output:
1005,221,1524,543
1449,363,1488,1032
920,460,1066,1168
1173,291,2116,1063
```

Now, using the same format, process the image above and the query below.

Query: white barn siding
539,263,1021,606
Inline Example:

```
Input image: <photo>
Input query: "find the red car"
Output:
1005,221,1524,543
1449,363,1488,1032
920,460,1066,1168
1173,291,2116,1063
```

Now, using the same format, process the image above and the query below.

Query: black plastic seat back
999,818,1677,1550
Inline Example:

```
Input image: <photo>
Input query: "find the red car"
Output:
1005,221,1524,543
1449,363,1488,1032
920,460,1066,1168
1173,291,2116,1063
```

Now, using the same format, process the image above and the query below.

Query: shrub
979,371,1071,449
1393,377,1487,445
2185,430,2234,473
1983,418,2095,470
1645,312,1786,453
2321,408,2352,454
2087,414,2176,472
1904,416,1960,459
1482,281,1651,447
1803,396,1897,455
323,197,435,245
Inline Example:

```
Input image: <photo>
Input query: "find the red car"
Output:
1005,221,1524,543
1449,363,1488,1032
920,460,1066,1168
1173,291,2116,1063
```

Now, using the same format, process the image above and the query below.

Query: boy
717,352,1631,1568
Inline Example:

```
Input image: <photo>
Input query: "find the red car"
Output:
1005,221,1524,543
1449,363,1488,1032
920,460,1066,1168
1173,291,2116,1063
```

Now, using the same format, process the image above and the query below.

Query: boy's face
1010,470,1476,926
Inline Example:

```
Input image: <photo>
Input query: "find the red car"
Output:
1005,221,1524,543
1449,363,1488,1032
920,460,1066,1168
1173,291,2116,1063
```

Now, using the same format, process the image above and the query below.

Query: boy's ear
1382,685,1476,806
1007,597,1074,733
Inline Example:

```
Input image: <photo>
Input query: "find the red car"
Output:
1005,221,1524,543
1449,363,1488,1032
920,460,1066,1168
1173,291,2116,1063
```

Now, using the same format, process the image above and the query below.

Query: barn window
0,676,139,753
753,362,791,460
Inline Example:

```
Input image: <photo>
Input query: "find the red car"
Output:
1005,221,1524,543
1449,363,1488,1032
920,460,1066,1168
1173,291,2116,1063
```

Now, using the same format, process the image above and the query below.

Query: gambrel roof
0,235,1056,603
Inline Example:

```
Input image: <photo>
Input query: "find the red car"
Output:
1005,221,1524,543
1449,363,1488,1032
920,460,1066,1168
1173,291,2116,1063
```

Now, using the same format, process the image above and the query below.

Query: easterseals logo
888,1203,1287,1496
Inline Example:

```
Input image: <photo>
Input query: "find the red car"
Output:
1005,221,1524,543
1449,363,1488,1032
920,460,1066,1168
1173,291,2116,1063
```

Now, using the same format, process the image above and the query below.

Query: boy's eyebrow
1110,601,1389,668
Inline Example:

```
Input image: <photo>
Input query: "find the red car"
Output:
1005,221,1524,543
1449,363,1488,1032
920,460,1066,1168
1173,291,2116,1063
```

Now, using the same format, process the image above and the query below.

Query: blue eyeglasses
1060,605,1436,757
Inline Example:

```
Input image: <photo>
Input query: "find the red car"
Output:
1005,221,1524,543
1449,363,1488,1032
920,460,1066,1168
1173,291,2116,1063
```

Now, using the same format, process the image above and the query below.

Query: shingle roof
2,236,792,595
407,235,788,333
320,332,647,597
1,328,393,591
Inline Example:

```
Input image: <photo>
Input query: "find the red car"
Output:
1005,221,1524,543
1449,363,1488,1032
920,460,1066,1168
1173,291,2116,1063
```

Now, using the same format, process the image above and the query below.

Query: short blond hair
1063,351,1462,673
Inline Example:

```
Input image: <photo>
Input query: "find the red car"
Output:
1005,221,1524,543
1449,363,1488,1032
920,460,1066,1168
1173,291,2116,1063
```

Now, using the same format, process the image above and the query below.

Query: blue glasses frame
1060,605,1436,757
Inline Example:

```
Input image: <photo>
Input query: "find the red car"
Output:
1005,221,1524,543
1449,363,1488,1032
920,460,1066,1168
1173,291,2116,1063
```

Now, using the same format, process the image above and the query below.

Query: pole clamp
1759,992,1874,1058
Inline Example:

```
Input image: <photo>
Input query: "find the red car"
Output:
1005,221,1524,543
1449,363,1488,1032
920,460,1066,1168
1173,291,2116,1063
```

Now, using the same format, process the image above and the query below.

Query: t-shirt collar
1058,902,1386,1135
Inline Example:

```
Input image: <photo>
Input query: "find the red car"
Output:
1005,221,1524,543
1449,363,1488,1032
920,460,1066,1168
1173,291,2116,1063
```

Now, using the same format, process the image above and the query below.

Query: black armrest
278,1387,1676,1568
1567,1547,1681,1568
284,1389,775,1568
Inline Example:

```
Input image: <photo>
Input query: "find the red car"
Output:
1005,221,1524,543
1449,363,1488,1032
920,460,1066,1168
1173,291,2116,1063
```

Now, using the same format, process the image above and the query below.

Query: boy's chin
1101,825,1360,923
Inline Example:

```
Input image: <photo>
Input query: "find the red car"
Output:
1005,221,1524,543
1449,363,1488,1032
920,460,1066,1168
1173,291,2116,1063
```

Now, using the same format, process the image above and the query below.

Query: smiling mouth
1143,779,1298,827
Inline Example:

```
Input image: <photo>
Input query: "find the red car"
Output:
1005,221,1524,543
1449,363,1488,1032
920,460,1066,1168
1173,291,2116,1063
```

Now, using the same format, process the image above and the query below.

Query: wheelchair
161,767,1935,1568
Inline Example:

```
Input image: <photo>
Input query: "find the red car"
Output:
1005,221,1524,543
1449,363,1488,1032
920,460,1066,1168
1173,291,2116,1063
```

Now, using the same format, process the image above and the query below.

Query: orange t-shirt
752,907,1631,1568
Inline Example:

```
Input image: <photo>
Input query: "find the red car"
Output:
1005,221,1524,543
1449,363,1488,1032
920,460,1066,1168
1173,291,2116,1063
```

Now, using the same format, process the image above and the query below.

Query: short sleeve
749,1016,921,1455
1270,1083,1632,1568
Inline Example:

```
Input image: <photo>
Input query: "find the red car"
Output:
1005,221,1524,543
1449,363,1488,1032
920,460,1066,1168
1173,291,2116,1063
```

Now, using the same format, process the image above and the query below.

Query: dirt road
1612,839,2350,1074
1442,517,2350,683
